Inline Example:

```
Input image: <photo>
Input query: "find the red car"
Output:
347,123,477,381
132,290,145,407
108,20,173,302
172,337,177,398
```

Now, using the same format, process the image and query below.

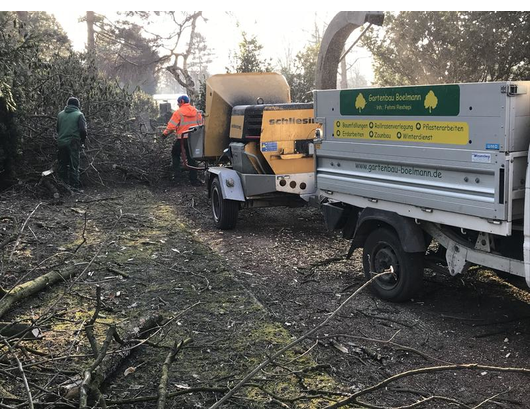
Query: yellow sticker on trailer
334,120,469,145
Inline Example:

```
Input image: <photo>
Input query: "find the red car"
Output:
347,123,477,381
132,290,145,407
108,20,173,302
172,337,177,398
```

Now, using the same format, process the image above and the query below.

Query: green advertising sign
340,85,460,116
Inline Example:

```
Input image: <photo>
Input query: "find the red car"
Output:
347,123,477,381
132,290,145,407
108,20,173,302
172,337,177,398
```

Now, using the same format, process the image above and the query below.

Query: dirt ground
1,178,530,409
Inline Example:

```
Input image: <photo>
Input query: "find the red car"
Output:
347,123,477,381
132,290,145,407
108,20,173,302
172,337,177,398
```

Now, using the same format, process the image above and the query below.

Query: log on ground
0,265,79,320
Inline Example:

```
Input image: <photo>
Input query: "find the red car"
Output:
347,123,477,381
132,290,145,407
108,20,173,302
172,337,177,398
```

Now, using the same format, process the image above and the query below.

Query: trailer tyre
362,228,424,302
211,177,239,230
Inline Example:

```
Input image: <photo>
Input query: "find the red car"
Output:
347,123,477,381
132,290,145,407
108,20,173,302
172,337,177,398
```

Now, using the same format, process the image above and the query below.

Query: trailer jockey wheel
211,177,239,230
362,228,424,302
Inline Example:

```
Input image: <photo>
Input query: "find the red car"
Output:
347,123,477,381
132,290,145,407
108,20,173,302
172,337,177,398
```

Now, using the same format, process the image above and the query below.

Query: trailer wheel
211,177,239,230
362,228,424,302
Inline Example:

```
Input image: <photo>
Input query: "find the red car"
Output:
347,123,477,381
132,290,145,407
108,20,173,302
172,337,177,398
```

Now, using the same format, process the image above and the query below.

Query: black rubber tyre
211,177,239,230
362,228,424,302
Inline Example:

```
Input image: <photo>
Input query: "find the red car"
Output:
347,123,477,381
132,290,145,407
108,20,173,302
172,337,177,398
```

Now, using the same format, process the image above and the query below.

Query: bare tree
160,12,206,100
88,12,210,100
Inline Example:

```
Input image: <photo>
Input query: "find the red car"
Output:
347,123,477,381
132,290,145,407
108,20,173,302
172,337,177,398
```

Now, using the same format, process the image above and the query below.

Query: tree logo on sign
355,93,367,113
424,90,438,113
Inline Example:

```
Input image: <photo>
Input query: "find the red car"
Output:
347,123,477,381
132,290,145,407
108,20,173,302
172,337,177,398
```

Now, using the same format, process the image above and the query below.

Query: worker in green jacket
56,97,87,190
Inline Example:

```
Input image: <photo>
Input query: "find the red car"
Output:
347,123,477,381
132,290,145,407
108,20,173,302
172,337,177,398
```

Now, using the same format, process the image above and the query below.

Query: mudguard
347,208,427,257
208,167,246,202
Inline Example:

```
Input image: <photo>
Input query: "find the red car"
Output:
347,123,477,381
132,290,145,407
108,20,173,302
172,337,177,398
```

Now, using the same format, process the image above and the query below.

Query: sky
49,9,376,91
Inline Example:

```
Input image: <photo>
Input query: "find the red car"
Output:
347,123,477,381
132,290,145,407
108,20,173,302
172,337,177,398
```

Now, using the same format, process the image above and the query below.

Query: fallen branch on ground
79,325,116,408
297,254,346,283
2,337,34,409
327,363,530,409
317,331,450,364
8,202,41,262
157,338,193,409
106,267,130,278
74,212,88,253
61,315,164,402
0,265,80,320
84,285,103,357
107,387,228,406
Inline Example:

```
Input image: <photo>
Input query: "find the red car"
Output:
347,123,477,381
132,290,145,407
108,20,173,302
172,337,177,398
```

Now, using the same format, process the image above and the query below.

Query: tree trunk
86,11,95,55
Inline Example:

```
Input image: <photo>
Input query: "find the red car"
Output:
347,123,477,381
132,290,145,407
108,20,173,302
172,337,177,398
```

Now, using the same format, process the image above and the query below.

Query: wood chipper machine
186,72,320,229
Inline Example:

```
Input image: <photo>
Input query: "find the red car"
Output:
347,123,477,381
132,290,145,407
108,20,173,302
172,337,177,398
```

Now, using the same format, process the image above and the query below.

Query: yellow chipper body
187,72,320,229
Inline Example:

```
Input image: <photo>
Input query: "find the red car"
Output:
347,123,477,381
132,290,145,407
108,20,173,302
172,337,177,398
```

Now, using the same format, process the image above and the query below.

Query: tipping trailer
315,81,530,301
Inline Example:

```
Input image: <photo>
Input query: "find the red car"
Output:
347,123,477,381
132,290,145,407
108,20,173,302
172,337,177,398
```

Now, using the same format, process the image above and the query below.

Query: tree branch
327,363,530,409
157,337,192,409
2,337,34,409
8,202,41,262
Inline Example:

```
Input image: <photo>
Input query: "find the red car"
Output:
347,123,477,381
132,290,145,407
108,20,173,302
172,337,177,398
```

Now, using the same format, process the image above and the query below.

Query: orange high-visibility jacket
163,103,203,139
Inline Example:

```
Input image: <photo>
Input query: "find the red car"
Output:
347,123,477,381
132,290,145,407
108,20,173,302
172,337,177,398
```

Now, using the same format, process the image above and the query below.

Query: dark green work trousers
57,139,80,188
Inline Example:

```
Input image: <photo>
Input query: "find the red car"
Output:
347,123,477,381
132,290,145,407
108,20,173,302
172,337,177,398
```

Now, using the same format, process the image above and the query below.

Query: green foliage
0,96,20,185
13,52,136,175
363,11,530,86
15,52,125,123
281,43,320,103
94,16,159,94
0,11,74,183
19,11,72,59
0,82,16,112
131,89,159,119
195,76,207,112
0,13,19,180
227,32,273,73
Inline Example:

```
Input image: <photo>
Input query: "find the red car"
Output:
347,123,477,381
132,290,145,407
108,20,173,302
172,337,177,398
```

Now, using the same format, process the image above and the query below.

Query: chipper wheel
210,177,239,230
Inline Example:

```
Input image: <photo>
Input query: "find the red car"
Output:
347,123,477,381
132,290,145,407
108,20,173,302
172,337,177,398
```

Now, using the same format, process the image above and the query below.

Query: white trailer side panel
314,81,530,230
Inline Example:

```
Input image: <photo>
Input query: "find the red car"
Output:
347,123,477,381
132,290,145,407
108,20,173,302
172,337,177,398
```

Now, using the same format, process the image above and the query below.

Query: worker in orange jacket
162,95,203,186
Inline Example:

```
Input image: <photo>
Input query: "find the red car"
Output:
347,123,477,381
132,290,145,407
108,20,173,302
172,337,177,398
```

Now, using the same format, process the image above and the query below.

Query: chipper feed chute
202,73,291,160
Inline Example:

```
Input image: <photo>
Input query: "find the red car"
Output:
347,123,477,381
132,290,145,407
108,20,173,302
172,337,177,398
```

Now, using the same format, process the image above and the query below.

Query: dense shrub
0,11,166,189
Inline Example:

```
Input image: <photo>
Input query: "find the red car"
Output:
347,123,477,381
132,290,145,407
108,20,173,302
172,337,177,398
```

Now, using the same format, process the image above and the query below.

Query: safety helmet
177,95,190,104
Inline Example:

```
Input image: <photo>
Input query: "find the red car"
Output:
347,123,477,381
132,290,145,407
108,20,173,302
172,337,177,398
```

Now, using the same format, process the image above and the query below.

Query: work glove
161,132,168,139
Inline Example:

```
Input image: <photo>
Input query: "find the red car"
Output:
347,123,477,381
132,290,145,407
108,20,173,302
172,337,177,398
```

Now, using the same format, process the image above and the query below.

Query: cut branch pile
21,115,172,192
7,51,173,191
